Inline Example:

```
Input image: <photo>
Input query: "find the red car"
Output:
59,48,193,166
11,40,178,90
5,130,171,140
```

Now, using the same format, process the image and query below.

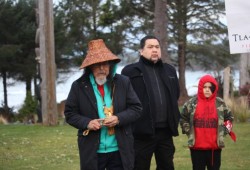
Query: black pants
190,149,221,170
98,151,124,170
134,129,175,170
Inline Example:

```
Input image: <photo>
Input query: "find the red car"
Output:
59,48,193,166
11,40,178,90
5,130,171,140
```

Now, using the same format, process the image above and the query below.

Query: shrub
0,105,16,123
239,82,250,96
18,91,38,123
226,97,250,123
0,115,8,124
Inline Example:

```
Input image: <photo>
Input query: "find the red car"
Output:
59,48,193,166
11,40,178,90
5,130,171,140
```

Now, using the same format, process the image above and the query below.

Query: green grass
0,123,250,170
174,123,250,170
0,125,79,170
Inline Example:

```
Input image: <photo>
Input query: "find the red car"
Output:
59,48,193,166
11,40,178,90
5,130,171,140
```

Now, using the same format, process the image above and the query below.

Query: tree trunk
1,71,9,110
178,42,188,99
176,0,188,99
154,0,169,63
25,78,32,95
39,0,58,125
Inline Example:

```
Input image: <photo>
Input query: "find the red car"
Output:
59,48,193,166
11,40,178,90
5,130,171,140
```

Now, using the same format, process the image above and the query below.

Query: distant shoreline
0,67,240,110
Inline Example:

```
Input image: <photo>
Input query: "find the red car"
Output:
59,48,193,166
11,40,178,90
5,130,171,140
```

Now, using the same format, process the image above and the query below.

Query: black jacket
122,57,180,137
64,73,142,170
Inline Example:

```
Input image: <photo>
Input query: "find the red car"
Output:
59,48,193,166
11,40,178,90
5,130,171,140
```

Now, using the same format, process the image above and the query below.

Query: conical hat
80,39,121,69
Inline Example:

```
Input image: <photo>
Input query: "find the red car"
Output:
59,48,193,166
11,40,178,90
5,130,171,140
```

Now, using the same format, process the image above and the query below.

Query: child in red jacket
180,75,236,170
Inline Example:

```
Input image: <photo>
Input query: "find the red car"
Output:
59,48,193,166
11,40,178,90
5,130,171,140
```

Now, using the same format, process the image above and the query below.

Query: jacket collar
139,56,163,67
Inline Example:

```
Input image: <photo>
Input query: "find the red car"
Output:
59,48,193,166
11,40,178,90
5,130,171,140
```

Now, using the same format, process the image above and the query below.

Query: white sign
225,0,250,54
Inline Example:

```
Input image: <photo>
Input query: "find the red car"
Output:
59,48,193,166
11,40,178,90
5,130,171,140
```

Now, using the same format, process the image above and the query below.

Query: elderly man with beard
64,39,142,170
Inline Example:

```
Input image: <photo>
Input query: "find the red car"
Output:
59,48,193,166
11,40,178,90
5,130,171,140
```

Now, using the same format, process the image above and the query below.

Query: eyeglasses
91,61,110,68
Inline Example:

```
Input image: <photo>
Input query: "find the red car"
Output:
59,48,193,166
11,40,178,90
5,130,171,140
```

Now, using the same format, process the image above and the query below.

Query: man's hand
103,116,119,127
87,119,103,131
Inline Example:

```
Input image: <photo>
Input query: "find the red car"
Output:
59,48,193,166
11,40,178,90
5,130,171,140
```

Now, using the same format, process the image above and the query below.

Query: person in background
122,35,180,170
64,39,142,170
180,74,236,170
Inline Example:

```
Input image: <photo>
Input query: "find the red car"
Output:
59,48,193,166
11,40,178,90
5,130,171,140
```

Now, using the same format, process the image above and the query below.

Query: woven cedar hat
80,39,121,69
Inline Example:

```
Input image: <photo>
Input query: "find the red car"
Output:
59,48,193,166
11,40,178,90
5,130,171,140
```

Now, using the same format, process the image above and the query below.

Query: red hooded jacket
193,75,219,150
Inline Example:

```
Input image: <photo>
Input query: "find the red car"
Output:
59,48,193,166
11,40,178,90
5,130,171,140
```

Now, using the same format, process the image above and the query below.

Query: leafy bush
0,115,8,124
18,91,38,123
239,82,250,96
0,105,16,123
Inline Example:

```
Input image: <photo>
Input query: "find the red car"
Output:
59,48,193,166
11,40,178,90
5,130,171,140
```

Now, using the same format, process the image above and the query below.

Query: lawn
0,123,249,170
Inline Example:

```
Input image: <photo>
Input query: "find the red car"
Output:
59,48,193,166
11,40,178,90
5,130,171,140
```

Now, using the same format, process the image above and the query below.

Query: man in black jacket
122,35,180,170
64,39,142,170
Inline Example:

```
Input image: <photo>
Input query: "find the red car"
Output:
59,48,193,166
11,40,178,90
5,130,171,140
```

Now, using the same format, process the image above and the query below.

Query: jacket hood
198,74,218,100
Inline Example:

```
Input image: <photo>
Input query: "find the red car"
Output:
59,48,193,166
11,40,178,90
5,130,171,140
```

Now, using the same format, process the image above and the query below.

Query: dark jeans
190,149,221,170
98,151,124,170
134,128,175,170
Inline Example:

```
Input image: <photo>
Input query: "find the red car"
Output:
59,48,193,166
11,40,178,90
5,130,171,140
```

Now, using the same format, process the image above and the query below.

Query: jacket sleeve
222,101,234,123
180,98,196,135
218,98,236,141
64,82,91,130
121,65,133,77
172,66,180,100
218,98,234,135
115,76,142,126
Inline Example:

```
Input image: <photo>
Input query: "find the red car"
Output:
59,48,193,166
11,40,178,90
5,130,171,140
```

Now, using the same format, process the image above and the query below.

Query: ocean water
0,66,239,111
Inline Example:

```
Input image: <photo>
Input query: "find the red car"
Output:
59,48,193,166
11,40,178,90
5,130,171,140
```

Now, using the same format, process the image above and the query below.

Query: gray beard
95,77,107,85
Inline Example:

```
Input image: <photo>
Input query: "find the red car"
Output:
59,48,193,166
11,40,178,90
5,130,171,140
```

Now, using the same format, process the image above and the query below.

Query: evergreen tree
168,0,237,98
54,0,238,99
0,0,21,110
14,0,37,93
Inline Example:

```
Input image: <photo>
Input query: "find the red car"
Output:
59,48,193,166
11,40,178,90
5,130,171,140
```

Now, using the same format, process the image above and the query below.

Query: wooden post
240,53,250,88
223,67,230,100
38,0,58,125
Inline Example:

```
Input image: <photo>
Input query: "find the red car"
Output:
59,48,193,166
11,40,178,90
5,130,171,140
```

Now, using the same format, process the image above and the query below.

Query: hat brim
79,39,121,69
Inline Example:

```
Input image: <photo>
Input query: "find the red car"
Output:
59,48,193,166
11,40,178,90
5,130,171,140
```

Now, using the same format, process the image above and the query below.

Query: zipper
141,72,155,133
153,65,163,105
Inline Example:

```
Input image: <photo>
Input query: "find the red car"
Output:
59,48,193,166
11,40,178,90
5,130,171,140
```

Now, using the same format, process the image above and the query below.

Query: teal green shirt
89,74,118,153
